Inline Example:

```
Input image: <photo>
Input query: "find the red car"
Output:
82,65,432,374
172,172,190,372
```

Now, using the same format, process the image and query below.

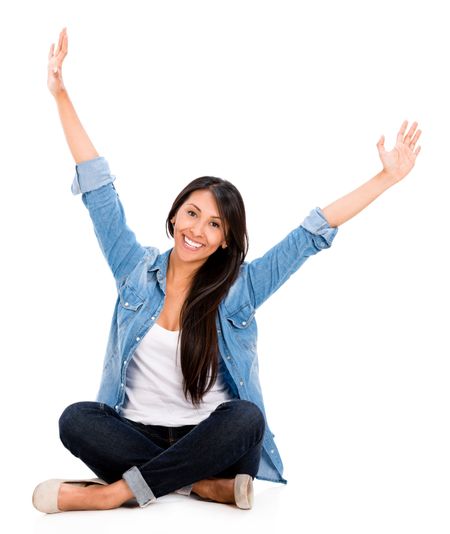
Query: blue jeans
59,399,265,507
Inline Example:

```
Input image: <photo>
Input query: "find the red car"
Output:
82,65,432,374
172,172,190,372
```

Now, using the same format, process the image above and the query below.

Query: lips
183,234,204,250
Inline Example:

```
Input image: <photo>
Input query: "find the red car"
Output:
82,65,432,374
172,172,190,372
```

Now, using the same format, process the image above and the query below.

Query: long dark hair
166,177,248,405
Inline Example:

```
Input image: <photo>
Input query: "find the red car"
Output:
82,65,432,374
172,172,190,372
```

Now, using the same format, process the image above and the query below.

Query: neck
167,249,203,289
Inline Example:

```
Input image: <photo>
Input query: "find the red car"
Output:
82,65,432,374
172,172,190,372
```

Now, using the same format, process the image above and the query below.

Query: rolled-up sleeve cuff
122,466,157,507
71,156,116,195
301,207,338,249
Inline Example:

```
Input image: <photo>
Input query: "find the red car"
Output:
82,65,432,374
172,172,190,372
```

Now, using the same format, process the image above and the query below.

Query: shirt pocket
118,282,145,312
226,303,257,363
226,303,255,329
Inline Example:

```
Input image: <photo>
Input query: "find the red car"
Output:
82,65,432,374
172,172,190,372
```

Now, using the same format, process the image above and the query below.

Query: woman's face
171,189,228,266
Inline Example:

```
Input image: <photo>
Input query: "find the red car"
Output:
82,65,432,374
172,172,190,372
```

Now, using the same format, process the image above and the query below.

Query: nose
190,220,204,237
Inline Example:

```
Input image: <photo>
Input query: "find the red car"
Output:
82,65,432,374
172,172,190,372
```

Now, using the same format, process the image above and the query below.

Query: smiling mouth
183,234,204,250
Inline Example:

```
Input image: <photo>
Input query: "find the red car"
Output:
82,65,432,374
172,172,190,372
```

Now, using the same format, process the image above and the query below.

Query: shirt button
227,356,231,360
136,337,140,341
115,405,119,411
124,302,129,307
123,361,126,366
151,316,156,320
121,383,124,388
239,380,244,386
241,321,246,326
270,449,275,454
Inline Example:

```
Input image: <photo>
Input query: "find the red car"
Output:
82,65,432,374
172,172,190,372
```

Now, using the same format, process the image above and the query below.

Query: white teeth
184,235,202,248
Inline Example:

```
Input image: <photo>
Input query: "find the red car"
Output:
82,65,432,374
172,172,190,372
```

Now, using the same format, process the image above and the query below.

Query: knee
229,400,266,439
58,401,99,442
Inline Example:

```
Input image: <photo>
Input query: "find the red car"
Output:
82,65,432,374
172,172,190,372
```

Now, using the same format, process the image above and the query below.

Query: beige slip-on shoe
32,477,107,513
234,474,254,510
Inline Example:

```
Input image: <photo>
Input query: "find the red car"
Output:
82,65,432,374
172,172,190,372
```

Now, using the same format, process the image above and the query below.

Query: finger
414,145,421,157
410,129,422,149
57,34,68,64
376,135,386,155
48,43,54,61
61,29,68,56
57,29,68,65
397,120,408,143
404,121,418,144
55,28,64,56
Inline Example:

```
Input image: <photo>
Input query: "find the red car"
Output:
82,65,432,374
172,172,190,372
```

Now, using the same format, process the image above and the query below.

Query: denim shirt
71,157,338,484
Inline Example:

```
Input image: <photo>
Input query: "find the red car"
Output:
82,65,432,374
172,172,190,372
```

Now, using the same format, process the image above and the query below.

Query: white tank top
121,322,232,426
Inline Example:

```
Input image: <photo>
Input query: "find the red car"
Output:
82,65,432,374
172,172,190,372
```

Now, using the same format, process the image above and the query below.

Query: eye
186,210,197,217
210,221,220,228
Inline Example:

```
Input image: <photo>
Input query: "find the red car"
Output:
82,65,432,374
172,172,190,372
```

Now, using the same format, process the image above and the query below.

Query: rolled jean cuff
122,466,156,507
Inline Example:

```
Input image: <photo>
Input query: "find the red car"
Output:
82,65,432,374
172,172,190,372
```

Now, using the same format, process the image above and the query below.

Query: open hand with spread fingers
48,27,68,98
377,120,422,184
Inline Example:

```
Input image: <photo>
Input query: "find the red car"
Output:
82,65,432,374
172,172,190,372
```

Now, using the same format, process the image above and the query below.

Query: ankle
104,480,135,508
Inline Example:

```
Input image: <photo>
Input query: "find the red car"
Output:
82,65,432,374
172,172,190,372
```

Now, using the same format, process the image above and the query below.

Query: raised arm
321,121,422,227
48,28,98,164
244,122,421,309
48,28,147,283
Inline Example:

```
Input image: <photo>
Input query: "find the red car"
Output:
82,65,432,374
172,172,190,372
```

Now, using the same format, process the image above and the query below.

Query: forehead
183,189,219,214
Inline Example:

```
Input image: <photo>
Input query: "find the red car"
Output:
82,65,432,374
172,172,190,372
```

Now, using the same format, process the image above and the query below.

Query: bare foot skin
58,480,134,511
192,478,235,504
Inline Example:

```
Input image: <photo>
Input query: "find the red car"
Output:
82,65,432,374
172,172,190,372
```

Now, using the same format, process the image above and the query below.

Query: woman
33,28,421,513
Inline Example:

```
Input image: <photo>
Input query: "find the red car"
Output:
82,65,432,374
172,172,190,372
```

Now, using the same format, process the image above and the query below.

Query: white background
0,1,449,533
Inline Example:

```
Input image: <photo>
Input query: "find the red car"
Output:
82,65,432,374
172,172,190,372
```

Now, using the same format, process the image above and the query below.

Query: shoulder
117,245,161,290
144,246,160,265
133,245,161,272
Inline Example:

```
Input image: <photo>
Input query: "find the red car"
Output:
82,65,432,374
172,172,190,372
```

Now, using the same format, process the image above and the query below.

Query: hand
48,28,68,97
377,120,422,183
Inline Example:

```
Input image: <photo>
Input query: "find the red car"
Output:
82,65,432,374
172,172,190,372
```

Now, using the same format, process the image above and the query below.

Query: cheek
173,215,188,231
207,229,224,245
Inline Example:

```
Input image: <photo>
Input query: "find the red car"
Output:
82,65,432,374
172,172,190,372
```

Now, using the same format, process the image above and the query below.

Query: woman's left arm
322,121,422,228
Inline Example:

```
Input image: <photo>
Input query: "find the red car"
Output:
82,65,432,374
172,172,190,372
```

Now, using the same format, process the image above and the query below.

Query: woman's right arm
48,28,147,283
48,28,98,164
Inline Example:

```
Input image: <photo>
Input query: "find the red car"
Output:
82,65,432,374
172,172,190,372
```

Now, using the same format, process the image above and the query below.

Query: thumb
376,135,386,156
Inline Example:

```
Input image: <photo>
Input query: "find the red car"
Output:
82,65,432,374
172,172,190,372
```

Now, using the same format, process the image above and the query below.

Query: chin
174,241,206,262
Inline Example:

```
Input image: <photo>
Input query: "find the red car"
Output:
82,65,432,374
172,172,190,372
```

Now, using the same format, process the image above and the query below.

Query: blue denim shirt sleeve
71,156,146,283
301,206,338,247
246,207,338,309
71,156,116,194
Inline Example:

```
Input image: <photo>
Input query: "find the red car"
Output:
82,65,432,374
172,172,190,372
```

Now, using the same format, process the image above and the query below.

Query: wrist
53,87,69,103
376,169,398,190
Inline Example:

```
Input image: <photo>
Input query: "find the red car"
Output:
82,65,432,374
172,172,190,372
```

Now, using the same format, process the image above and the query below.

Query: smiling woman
33,27,421,515
164,178,248,406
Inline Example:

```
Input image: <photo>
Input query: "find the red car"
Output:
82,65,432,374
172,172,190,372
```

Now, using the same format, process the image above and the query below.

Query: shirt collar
147,248,172,293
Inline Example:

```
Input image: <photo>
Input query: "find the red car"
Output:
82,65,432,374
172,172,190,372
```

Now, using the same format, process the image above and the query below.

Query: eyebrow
186,203,222,220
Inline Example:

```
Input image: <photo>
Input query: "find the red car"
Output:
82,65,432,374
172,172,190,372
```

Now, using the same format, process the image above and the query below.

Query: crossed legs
56,399,265,510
